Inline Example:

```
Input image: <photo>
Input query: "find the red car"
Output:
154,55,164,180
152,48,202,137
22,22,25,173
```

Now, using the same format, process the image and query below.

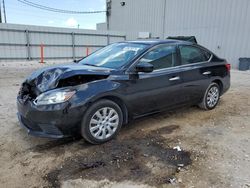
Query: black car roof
122,39,193,46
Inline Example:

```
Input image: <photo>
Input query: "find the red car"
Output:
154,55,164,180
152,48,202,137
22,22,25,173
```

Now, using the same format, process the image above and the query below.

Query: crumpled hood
25,63,113,93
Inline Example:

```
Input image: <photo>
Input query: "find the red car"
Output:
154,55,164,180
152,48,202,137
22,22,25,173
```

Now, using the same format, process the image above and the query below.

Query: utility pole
2,0,6,23
0,1,2,23
106,0,111,31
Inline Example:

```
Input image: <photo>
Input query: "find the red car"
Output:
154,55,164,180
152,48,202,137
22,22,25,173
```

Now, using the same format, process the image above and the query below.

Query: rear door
124,44,185,116
177,45,213,104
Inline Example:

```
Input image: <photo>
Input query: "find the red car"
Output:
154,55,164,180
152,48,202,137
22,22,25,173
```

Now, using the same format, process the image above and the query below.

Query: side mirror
135,62,153,73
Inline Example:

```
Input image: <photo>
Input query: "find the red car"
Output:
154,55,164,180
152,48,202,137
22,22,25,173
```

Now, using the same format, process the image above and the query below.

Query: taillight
225,63,231,72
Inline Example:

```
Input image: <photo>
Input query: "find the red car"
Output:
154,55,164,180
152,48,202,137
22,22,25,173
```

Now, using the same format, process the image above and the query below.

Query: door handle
169,76,180,81
203,71,211,75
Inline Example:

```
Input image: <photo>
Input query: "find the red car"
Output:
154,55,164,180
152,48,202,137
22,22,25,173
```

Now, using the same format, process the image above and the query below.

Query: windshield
79,43,148,69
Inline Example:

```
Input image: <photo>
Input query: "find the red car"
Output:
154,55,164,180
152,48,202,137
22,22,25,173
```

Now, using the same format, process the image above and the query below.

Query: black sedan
17,40,230,144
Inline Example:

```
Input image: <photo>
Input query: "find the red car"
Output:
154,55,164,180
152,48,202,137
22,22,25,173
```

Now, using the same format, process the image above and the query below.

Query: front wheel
199,83,220,110
81,99,123,144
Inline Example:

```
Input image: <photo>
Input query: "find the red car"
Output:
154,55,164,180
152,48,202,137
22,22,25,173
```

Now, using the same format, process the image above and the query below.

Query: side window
138,45,176,70
179,45,210,65
203,50,212,61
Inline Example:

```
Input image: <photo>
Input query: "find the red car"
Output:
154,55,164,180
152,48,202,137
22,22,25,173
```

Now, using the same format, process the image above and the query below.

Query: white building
97,0,250,68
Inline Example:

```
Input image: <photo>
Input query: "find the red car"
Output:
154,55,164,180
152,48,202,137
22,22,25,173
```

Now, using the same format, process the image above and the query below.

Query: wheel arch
211,79,223,94
89,95,129,125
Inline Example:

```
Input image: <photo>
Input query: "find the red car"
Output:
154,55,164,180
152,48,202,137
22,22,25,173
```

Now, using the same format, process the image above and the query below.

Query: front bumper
17,113,66,138
17,97,86,138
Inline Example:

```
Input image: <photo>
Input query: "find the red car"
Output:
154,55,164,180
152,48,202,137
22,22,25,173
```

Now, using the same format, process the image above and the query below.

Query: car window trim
126,44,213,74
139,59,213,75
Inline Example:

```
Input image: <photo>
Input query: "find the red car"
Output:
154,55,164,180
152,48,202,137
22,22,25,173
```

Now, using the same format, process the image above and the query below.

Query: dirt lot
0,61,249,188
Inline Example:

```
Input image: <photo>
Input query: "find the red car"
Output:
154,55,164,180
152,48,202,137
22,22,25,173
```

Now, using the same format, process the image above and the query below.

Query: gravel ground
0,61,249,188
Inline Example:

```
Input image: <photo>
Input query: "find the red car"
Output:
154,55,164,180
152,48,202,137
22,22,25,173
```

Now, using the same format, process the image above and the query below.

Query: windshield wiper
84,63,98,67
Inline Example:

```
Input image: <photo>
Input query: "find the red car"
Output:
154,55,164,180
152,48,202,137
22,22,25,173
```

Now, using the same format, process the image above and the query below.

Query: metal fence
0,23,126,61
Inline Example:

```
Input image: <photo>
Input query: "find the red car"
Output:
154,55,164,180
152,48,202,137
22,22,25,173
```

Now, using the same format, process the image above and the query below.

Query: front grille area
19,82,38,100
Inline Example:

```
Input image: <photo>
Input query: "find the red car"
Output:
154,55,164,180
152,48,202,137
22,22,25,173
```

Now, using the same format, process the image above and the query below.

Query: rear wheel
81,99,123,144
199,83,220,110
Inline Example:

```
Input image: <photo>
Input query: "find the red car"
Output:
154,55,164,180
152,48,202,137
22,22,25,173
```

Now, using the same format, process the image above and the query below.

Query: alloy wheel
89,107,119,140
206,86,219,108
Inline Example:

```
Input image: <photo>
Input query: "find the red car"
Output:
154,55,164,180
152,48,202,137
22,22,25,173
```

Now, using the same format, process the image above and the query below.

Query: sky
2,0,106,30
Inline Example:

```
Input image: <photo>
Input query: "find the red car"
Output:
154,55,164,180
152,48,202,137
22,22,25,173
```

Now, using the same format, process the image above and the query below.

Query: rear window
179,45,211,65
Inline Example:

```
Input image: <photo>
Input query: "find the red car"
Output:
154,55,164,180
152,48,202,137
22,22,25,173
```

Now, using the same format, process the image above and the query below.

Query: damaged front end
57,74,109,88
17,64,112,138
26,65,110,91
19,65,111,100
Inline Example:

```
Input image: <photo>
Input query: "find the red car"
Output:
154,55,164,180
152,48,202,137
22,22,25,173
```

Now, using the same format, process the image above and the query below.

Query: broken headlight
34,89,76,105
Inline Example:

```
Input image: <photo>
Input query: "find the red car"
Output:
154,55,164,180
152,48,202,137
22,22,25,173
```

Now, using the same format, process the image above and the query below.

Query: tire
81,99,123,144
199,83,220,110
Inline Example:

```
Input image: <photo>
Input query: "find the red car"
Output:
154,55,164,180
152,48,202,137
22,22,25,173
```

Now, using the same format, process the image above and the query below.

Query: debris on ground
176,167,182,173
167,176,177,184
173,146,182,151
